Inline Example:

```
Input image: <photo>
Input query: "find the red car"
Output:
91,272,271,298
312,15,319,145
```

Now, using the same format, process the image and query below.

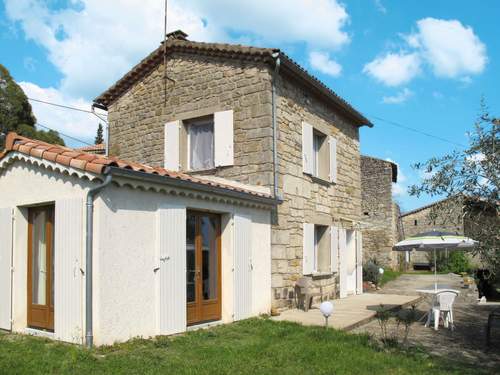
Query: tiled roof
1,132,272,200
94,33,372,127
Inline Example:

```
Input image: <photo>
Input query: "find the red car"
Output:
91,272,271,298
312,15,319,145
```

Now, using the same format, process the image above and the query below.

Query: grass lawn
380,270,402,286
0,318,479,375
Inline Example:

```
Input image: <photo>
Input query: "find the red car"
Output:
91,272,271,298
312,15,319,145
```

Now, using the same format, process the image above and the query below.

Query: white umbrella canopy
393,231,478,290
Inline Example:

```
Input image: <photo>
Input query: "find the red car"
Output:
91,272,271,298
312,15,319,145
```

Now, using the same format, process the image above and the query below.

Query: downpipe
85,173,113,348
271,52,281,200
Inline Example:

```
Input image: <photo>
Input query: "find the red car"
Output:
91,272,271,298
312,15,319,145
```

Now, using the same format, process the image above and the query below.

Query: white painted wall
0,159,89,341
0,156,272,346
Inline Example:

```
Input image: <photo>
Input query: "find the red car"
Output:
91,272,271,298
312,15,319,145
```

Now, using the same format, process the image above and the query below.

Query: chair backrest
436,291,458,311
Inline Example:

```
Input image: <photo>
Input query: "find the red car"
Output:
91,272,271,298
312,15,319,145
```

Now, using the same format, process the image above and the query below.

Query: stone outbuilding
360,156,402,269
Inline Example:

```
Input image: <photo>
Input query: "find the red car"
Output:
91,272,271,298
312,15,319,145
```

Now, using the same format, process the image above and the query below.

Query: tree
95,123,104,144
409,100,499,274
0,64,64,148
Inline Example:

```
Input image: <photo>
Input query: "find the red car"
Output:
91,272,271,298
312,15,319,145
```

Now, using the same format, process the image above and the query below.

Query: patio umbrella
393,231,478,291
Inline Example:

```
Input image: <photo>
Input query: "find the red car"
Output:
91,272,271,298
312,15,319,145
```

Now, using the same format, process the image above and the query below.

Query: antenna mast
163,0,167,105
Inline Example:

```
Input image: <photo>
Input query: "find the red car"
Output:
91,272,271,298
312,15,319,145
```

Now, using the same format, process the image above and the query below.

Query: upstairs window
302,121,337,183
313,131,328,179
187,117,214,171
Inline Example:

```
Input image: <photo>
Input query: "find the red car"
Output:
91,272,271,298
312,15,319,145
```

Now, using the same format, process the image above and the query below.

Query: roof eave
107,166,280,207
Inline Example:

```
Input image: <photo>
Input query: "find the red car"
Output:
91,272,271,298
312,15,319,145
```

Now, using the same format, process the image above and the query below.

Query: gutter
85,172,113,348
271,51,281,200
107,167,280,207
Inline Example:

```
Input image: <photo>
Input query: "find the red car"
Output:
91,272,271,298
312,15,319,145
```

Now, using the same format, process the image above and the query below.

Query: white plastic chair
430,291,458,331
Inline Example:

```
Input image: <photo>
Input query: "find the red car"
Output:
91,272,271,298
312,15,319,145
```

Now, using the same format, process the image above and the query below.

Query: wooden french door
27,205,55,331
186,211,221,325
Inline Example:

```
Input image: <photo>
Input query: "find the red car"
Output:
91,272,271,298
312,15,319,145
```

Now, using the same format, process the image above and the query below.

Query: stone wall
271,76,362,308
107,50,363,309
107,52,275,189
400,197,464,264
360,156,398,269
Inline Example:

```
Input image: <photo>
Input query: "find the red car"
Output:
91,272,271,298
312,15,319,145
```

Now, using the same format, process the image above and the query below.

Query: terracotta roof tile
1,132,272,200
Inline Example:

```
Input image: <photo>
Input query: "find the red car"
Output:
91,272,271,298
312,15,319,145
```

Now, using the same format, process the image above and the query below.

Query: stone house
93,30,372,312
400,195,495,267
360,156,402,269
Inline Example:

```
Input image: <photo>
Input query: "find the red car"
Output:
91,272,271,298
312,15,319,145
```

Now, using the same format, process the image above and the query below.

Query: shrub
363,261,382,285
427,251,471,274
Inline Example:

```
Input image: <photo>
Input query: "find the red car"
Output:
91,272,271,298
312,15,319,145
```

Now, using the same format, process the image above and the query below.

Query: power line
27,97,108,124
36,123,93,146
369,114,466,148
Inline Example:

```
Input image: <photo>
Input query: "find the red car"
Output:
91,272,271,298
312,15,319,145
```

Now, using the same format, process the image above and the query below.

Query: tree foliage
0,64,64,148
95,123,104,144
409,100,499,273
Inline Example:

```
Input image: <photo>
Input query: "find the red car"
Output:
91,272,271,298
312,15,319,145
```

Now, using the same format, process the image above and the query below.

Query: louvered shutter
338,228,347,298
165,121,180,171
0,208,12,330
214,110,234,167
157,204,186,335
330,226,339,273
234,213,252,321
302,122,313,175
302,223,314,275
329,136,337,183
356,231,363,295
54,199,84,343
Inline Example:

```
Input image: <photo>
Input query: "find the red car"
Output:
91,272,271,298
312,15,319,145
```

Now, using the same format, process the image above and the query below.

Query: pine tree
95,123,104,144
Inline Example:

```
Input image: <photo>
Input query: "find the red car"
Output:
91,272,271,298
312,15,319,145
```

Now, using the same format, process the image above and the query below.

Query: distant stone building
360,156,402,269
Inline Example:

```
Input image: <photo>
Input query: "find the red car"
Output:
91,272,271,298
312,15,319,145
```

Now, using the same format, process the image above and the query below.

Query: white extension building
0,133,274,346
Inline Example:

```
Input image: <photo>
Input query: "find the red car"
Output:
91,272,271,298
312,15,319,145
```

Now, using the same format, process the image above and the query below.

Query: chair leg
443,312,449,328
449,310,454,331
425,309,432,327
434,309,440,331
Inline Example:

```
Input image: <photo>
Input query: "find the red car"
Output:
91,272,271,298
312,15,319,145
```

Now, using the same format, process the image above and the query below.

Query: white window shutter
165,120,180,171
0,207,12,331
302,223,314,275
329,136,337,183
356,231,363,295
157,204,187,335
234,213,253,321
330,226,339,273
302,122,313,175
214,110,234,167
338,228,347,298
54,199,84,344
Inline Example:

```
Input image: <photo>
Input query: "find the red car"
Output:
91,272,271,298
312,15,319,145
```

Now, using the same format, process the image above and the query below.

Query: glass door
27,205,54,331
186,211,221,325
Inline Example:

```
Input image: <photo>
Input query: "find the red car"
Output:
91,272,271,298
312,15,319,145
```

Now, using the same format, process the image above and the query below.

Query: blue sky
1,0,498,211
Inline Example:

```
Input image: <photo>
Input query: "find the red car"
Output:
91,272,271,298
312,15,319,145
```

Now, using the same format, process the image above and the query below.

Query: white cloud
19,82,103,145
410,18,487,78
374,0,387,14
382,88,413,104
366,18,487,88
363,52,421,86
309,51,342,77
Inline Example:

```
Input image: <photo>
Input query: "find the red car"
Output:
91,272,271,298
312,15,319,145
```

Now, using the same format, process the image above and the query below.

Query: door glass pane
32,210,47,305
186,214,196,303
201,216,217,300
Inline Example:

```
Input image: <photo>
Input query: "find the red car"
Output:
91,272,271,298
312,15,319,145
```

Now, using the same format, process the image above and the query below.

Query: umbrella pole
434,248,437,292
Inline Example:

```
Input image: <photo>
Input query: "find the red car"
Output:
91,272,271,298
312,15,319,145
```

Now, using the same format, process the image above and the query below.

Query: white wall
92,184,271,345
0,160,89,340
0,157,272,346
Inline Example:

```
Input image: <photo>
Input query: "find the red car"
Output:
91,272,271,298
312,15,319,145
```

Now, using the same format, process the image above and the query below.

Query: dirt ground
353,273,500,373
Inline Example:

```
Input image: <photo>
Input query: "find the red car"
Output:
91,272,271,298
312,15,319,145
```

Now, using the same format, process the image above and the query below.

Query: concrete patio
272,293,422,331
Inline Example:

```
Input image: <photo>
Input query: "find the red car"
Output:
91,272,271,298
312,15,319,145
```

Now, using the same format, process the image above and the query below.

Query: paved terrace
272,293,421,331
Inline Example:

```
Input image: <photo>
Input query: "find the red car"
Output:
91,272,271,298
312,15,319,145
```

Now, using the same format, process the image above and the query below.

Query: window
314,225,330,273
186,116,215,170
302,122,337,183
414,220,418,226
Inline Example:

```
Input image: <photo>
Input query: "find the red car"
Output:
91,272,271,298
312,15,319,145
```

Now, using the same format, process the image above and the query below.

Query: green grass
0,319,480,375
380,270,403,286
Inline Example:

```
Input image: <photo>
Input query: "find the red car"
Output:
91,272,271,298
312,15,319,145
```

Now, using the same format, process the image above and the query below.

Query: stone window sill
311,271,335,278
309,174,333,187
